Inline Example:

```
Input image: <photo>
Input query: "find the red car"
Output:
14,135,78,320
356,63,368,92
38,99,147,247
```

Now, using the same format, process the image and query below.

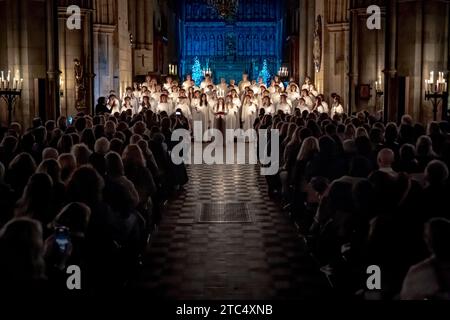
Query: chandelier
207,0,239,21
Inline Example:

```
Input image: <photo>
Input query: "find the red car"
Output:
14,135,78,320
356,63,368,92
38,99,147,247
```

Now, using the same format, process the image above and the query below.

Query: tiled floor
131,157,331,299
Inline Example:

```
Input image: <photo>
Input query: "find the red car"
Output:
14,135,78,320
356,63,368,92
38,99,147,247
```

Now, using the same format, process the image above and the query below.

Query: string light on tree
259,59,271,87
192,57,203,86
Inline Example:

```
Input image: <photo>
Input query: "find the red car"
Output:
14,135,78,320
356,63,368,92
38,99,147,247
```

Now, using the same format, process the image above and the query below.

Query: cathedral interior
1,0,450,306
1,0,448,126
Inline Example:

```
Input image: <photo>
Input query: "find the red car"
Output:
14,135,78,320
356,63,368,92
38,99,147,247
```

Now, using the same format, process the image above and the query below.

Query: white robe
193,104,210,136
261,104,275,115
163,83,173,92
152,92,162,104
182,80,194,91
157,102,172,114
133,91,142,103
250,85,260,95
316,103,329,114
298,103,310,113
268,86,278,94
239,80,251,93
271,93,281,109
122,103,133,114
331,104,344,118
176,103,192,120
278,102,292,114
109,98,121,114
225,104,239,130
232,97,242,109
288,92,301,109
242,103,257,131
303,95,314,108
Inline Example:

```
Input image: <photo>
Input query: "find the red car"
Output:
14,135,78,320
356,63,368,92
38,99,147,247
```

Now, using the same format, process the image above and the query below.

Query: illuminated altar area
178,0,285,82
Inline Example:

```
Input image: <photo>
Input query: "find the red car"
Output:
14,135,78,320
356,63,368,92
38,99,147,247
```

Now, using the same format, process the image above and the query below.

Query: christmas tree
259,59,271,86
192,57,202,86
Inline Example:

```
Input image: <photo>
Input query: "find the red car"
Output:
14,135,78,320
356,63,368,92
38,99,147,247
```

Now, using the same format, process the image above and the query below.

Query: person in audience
71,144,92,168
395,144,420,174
0,162,15,227
89,137,110,176
58,153,77,183
401,218,450,300
122,144,156,219
57,134,73,154
44,202,91,290
0,218,47,292
14,173,55,236
0,135,18,168
306,135,345,182
376,148,397,177
5,152,37,201
422,160,450,220
80,128,96,151
42,147,59,161
416,135,437,172
36,159,66,210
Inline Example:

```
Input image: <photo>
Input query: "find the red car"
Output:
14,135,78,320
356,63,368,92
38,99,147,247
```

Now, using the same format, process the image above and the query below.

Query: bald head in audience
378,148,395,170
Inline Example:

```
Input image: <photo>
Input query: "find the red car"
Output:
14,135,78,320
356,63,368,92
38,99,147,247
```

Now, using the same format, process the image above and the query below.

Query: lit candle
430,71,434,84
20,78,23,90
7,70,10,89
1,71,4,82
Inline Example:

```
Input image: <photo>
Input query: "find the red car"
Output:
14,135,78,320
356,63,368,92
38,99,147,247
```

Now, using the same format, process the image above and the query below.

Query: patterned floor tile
130,158,332,299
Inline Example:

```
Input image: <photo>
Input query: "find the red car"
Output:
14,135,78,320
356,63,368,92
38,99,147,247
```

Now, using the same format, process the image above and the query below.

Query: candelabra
168,64,178,76
202,67,212,77
277,67,289,78
0,70,23,125
277,67,290,88
217,88,226,98
424,71,448,121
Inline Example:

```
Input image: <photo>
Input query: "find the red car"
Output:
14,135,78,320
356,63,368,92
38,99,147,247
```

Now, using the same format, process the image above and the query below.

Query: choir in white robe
182,80,194,91
157,102,172,114
109,97,121,114
331,103,344,118
316,103,329,114
261,104,275,115
122,102,133,114
193,103,210,138
225,104,239,130
271,93,281,109
288,91,301,109
278,102,292,114
303,95,314,109
239,80,251,93
176,102,192,121
242,102,257,131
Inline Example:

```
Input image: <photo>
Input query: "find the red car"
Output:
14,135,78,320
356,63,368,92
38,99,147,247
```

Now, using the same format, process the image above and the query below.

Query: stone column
384,0,398,122
46,0,61,120
344,22,350,113
298,0,308,82
85,10,96,115
306,0,315,80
